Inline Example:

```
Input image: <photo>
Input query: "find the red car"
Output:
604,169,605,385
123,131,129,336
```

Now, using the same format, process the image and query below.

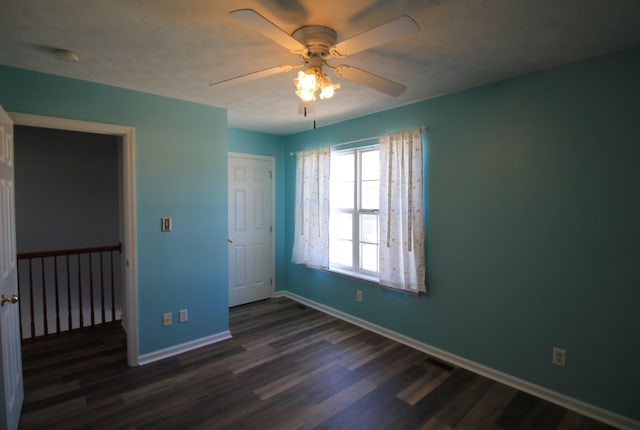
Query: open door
0,105,23,430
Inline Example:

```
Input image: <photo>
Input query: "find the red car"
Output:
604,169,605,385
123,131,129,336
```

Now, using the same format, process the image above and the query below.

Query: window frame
329,144,380,282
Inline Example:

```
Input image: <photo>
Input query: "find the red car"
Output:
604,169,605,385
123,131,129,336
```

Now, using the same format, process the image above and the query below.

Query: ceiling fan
210,9,420,103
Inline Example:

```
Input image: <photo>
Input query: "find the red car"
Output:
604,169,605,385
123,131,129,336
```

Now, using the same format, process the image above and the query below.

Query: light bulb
294,67,339,102
296,70,316,91
320,85,335,99
298,89,315,101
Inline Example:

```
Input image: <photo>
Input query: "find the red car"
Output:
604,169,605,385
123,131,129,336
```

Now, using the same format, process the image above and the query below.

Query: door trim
228,152,276,298
9,112,139,367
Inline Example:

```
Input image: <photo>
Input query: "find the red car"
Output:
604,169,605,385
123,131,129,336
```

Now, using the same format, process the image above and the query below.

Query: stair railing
16,243,122,340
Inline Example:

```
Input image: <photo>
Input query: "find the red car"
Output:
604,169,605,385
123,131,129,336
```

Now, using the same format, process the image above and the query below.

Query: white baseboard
275,290,639,430
137,331,232,366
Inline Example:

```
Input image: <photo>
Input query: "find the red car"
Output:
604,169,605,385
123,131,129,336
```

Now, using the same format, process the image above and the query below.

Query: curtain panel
379,128,426,292
291,146,331,269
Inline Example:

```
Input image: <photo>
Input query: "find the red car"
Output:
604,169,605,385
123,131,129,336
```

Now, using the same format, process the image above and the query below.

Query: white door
0,106,23,430
228,154,274,307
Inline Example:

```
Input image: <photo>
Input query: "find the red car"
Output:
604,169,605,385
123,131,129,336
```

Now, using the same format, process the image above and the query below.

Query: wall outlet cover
552,347,566,367
163,312,172,326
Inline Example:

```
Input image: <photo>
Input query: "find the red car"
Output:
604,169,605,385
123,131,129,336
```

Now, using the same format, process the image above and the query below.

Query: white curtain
379,128,426,292
292,146,331,269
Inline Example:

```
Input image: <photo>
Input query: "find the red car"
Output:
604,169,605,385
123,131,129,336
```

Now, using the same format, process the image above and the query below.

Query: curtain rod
289,125,427,156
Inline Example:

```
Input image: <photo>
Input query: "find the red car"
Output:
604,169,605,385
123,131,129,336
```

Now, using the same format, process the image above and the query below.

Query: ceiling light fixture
212,11,420,120
294,66,340,102
290,26,340,104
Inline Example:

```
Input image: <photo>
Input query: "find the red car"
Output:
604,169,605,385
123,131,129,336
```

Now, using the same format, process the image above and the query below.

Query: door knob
0,294,19,306
228,237,234,244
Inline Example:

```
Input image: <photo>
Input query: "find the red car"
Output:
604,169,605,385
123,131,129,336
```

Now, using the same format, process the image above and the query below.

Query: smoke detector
53,48,80,63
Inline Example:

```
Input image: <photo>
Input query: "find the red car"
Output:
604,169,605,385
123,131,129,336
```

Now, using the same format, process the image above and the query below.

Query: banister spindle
41,257,48,336
54,256,61,334
100,252,105,325
110,250,116,322
66,255,72,331
28,258,35,338
78,254,84,329
89,252,95,326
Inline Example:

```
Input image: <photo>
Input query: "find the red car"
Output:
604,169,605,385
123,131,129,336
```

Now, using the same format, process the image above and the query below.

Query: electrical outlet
161,217,172,232
356,290,363,302
179,309,188,323
552,347,566,367
163,312,172,326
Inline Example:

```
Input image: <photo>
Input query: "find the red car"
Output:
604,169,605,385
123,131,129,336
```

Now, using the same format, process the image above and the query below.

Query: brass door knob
228,237,234,244
0,294,19,306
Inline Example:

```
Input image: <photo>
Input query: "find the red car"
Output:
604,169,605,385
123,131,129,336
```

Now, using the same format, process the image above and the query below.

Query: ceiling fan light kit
292,26,341,102
214,9,420,119
294,68,339,101
294,55,340,102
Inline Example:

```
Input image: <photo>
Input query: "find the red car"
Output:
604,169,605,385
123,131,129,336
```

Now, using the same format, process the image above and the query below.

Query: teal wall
0,66,229,355
228,128,287,291
282,48,640,420
2,45,639,421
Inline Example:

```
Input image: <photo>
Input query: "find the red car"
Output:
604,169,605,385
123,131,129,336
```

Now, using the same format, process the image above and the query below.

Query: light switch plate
161,217,172,232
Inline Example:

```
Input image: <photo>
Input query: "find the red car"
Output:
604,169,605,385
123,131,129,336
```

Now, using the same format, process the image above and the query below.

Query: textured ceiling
1,0,639,135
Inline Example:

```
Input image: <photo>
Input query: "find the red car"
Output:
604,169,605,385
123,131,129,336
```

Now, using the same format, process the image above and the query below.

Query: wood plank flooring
19,297,617,429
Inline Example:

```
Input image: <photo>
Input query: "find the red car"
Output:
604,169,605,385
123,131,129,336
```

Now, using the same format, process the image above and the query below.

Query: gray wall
14,126,120,253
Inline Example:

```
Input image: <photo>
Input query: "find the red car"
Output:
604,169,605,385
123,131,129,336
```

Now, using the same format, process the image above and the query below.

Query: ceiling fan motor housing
292,25,338,62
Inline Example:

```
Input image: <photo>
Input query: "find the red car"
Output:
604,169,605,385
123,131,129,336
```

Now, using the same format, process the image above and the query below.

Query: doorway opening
10,113,138,366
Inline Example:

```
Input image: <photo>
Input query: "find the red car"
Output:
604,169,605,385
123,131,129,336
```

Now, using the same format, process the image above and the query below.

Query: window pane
331,153,355,209
361,180,379,210
332,153,354,182
360,243,378,273
331,181,354,209
330,212,353,240
330,239,353,267
361,150,379,181
360,214,379,244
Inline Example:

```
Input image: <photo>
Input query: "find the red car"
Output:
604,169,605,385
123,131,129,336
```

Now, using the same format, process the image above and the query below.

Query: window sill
324,267,380,286
323,267,422,297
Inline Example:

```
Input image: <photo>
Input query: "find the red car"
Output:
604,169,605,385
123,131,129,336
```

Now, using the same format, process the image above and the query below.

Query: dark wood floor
20,297,616,429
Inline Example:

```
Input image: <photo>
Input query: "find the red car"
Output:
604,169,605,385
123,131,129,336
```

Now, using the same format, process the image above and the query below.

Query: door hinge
268,170,273,179
270,225,272,233
270,278,273,286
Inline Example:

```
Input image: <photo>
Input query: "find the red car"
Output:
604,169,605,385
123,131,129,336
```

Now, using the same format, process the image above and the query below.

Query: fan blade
209,65,295,89
330,16,419,58
230,9,306,54
334,65,406,97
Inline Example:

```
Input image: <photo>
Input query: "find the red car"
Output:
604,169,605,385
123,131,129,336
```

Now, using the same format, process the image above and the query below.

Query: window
329,146,380,280
292,127,425,293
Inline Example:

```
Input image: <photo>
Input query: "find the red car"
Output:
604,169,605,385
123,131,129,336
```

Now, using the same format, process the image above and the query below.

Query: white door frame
9,112,139,367
228,152,276,302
